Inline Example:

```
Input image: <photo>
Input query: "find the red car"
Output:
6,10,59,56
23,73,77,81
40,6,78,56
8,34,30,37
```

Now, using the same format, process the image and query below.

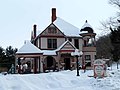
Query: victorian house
16,8,96,73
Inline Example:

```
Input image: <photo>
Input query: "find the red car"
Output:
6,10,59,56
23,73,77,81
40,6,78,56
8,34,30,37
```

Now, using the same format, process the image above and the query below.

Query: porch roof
42,50,56,55
16,41,43,55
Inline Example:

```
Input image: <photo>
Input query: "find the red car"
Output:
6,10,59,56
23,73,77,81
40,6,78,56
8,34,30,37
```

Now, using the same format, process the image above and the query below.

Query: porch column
40,57,44,72
58,52,61,71
38,56,41,73
34,57,37,74
15,57,17,74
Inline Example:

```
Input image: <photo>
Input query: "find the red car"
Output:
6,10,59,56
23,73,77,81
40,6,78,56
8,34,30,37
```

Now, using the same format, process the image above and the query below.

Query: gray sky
0,0,116,49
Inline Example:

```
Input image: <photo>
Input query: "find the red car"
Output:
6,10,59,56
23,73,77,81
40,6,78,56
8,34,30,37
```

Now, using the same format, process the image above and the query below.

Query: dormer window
48,25,57,34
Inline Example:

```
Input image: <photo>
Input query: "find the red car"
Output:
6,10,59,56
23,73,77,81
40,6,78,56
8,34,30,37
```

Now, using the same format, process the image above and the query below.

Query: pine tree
110,25,120,69
0,47,5,62
5,46,17,69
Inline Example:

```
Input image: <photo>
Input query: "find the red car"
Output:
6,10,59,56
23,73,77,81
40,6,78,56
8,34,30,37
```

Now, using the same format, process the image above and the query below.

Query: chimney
52,8,56,22
33,24,37,38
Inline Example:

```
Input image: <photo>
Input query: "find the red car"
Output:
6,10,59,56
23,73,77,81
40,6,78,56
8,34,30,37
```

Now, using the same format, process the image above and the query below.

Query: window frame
47,39,57,49
85,55,91,61
74,39,79,49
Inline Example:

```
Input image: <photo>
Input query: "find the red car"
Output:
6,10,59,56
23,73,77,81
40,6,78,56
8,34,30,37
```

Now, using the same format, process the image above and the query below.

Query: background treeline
96,0,120,66
0,46,17,71
96,34,113,59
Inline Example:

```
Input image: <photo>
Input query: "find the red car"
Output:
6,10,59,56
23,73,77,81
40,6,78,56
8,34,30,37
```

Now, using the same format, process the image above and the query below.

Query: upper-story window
47,39,57,49
74,39,79,49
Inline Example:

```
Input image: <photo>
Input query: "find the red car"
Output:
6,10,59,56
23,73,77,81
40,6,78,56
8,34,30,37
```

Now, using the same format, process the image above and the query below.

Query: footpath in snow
0,65,120,90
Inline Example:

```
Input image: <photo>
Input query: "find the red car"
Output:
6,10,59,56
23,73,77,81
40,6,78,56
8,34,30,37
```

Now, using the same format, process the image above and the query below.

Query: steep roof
81,20,93,30
16,41,43,54
53,17,80,37
80,20,94,33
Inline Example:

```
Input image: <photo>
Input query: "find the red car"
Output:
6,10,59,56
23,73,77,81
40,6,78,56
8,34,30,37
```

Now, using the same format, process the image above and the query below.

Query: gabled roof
35,17,81,39
53,17,80,37
16,41,43,54
39,23,65,37
56,40,76,51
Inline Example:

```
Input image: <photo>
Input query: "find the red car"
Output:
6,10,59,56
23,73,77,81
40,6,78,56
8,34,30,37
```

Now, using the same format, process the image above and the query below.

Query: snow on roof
42,40,76,55
80,31,88,34
53,17,80,37
81,20,93,29
16,41,43,54
42,50,56,55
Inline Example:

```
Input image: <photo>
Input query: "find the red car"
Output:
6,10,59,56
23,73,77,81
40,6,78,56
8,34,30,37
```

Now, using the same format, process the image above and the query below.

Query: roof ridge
53,17,80,36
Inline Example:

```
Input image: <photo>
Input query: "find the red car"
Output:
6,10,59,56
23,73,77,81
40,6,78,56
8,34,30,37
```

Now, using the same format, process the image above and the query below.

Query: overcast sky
0,0,117,49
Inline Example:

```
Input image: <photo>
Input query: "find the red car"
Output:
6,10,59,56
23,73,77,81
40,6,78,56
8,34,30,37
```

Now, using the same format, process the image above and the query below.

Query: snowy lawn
0,65,120,90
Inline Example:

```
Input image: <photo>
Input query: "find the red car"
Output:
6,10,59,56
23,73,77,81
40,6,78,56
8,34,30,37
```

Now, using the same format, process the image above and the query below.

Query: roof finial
85,20,87,23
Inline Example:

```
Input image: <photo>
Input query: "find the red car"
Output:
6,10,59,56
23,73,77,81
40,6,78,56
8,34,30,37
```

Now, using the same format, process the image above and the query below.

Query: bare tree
109,0,120,9
101,0,120,30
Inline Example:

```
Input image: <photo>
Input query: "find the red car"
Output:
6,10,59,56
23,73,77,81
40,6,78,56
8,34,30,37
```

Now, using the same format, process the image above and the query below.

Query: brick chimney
52,8,56,22
33,24,37,38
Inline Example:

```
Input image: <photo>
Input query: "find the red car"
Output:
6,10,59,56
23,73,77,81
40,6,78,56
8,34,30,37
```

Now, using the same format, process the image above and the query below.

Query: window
85,55,91,66
48,27,57,34
37,38,40,48
47,39,57,49
84,40,87,47
74,39,79,49
95,55,97,60
85,55,91,61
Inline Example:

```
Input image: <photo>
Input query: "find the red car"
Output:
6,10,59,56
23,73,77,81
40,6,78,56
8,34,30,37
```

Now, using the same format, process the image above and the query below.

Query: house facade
16,8,96,73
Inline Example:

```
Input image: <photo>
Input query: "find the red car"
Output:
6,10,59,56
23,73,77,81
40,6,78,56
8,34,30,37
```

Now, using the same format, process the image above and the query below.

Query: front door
64,58,70,70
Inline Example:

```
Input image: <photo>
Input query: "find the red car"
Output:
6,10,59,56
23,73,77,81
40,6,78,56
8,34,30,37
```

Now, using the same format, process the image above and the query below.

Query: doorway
47,56,54,67
64,58,70,70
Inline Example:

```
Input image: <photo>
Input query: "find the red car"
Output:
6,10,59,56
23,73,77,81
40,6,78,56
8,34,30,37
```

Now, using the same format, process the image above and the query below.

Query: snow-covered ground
0,64,120,90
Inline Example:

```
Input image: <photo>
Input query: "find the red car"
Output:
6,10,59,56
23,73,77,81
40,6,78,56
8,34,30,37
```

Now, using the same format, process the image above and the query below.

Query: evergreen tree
0,47,5,62
96,34,113,59
110,25,120,69
5,46,17,69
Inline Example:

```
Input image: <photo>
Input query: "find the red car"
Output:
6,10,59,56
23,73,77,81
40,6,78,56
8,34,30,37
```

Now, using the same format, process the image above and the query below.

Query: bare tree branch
109,0,120,9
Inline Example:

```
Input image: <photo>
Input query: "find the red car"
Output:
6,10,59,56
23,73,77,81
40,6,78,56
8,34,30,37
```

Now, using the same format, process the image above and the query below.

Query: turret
80,20,96,69
80,20,96,47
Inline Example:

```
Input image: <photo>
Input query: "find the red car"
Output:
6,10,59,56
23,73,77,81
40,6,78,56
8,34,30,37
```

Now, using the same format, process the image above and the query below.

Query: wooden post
34,58,37,74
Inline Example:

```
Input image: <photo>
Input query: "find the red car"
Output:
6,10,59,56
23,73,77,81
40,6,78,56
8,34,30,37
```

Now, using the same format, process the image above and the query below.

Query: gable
56,40,76,52
40,23,65,37
61,42,75,51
